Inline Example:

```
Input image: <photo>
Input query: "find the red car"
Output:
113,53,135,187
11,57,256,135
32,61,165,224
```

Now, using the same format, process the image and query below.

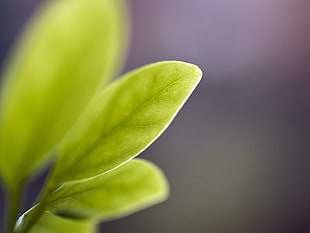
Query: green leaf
0,0,127,188
52,61,202,184
28,212,96,233
46,159,169,221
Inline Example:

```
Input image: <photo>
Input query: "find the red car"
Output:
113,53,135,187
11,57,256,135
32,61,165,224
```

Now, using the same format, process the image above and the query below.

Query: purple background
0,0,310,232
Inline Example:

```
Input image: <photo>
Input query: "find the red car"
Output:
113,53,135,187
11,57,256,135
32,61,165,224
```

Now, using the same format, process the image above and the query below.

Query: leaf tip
134,158,170,202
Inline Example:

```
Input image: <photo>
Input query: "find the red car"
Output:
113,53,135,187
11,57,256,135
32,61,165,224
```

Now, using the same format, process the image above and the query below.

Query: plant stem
18,172,57,233
7,184,23,233
18,191,48,233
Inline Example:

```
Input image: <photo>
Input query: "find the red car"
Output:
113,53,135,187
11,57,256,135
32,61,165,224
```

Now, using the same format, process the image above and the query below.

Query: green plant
0,0,202,232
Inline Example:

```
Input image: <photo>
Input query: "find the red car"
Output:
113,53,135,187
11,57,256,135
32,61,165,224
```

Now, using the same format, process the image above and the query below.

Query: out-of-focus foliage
0,0,126,190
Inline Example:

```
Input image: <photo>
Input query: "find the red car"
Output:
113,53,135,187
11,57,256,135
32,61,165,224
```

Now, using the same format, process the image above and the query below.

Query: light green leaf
0,0,127,188
28,212,96,233
46,159,169,221
52,61,202,184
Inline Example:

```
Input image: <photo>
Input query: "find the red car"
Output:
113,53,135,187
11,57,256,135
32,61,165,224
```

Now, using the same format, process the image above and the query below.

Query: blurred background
0,0,310,232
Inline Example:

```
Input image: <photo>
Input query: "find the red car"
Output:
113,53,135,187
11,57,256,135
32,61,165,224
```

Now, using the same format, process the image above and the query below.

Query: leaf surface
52,61,202,183
46,159,168,221
0,0,127,188
28,212,96,233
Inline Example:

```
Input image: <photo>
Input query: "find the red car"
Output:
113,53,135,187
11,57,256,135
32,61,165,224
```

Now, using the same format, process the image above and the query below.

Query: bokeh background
1,0,310,232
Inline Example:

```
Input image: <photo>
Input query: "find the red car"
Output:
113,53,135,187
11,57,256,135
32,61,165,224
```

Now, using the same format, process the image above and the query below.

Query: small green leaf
28,212,96,233
46,159,169,221
52,61,202,183
0,0,127,188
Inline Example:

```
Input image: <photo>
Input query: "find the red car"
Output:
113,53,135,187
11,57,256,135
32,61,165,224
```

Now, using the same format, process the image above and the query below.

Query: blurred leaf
0,0,127,188
52,61,202,183
28,212,96,233
46,159,169,221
